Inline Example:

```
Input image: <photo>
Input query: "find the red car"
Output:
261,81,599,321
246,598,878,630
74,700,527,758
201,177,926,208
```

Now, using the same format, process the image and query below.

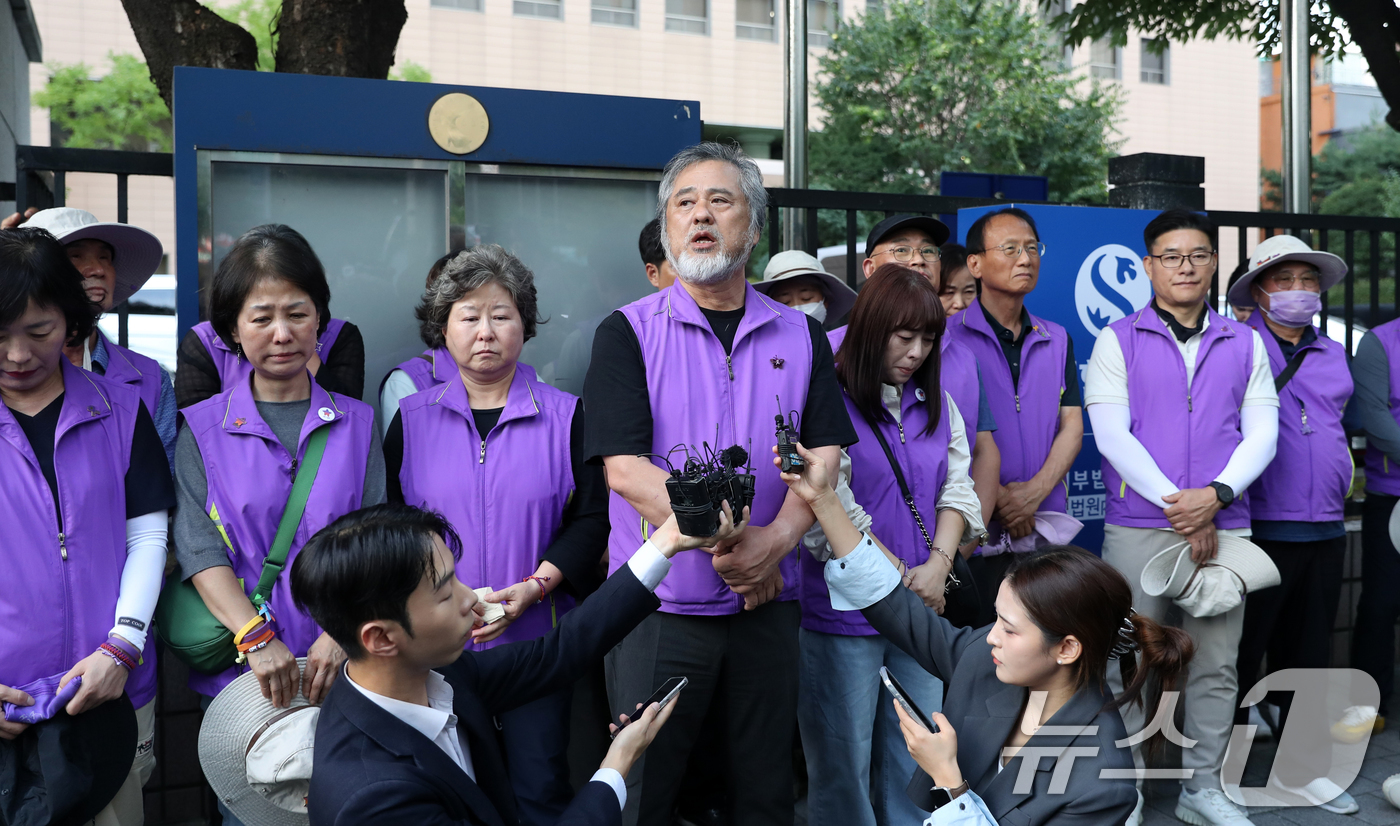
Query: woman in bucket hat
11,207,176,471
0,227,175,826
171,224,385,826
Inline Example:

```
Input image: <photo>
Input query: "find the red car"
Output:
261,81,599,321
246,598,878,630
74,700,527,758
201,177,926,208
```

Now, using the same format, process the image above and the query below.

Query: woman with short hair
0,227,174,825
384,244,610,826
175,228,365,407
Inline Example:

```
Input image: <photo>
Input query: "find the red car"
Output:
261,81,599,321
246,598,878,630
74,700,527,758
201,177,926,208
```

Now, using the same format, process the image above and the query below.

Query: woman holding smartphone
778,442,1193,826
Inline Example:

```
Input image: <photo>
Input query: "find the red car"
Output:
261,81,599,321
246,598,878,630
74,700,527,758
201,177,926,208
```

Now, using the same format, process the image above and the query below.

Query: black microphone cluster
663,444,756,538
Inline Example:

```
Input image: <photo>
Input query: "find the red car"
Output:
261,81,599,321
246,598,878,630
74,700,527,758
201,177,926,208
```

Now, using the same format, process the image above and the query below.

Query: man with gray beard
583,143,856,826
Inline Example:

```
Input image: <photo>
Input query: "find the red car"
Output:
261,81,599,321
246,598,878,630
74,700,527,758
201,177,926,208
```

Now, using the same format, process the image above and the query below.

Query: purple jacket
183,375,375,696
1365,318,1400,495
829,326,979,453
1101,306,1255,530
190,318,346,398
96,330,162,420
946,299,1070,513
0,362,158,707
1244,315,1352,522
608,282,814,615
397,365,578,650
801,385,951,635
380,347,455,398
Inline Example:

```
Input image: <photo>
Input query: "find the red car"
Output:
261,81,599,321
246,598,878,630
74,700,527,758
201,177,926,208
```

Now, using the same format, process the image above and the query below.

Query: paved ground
1141,717,1400,826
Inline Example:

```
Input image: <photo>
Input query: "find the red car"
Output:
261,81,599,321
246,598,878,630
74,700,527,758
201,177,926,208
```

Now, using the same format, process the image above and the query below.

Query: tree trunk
1327,0,1400,132
274,0,409,79
120,0,259,111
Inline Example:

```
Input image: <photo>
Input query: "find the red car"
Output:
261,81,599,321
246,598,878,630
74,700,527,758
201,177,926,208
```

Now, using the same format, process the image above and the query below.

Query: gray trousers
1102,524,1245,793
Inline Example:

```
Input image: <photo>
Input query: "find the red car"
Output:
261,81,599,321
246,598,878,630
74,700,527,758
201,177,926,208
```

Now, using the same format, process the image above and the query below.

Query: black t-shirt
582,307,858,462
471,407,505,437
980,303,1082,407
10,394,176,521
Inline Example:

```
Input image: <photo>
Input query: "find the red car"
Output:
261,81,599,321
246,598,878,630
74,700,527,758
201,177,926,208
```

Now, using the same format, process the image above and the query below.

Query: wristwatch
1209,481,1235,507
929,780,970,809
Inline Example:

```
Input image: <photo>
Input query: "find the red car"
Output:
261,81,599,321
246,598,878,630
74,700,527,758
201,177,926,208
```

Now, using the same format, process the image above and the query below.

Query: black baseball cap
865,214,951,252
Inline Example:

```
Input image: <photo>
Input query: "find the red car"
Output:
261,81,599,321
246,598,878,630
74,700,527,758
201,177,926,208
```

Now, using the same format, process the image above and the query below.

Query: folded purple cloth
3,674,81,723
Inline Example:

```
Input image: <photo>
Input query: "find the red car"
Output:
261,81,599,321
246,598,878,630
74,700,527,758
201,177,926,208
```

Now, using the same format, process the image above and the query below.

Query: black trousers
963,553,1016,629
1234,534,1346,785
604,601,800,826
1353,493,1400,715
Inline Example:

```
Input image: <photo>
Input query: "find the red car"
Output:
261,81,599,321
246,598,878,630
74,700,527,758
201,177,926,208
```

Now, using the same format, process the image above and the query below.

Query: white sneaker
1278,777,1358,814
1175,788,1254,826
1383,774,1400,809
1247,705,1274,740
1332,705,1379,744
1126,789,1144,826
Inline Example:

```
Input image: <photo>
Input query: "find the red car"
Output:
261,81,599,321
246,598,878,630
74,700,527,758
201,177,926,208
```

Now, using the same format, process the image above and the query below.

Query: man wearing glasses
1086,209,1279,826
947,207,1082,626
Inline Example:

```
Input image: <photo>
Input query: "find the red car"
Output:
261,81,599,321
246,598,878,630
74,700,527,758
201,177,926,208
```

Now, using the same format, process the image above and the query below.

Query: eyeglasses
1149,251,1216,268
972,242,1046,259
874,245,941,263
1265,270,1322,291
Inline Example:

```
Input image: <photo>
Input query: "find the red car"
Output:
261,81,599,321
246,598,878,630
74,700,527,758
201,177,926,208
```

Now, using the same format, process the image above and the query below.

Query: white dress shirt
344,539,675,811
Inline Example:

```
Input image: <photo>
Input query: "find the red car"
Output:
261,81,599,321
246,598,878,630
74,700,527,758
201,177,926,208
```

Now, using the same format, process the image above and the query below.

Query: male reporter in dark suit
290,502,739,825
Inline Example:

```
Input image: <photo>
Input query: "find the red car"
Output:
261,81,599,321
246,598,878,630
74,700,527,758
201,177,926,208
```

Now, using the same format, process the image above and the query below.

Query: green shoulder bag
155,427,329,674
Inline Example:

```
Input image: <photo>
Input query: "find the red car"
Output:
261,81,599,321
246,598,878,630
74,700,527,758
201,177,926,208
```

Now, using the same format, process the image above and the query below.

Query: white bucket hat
198,659,318,826
1227,234,1347,309
756,250,858,321
1141,535,1281,617
20,208,164,307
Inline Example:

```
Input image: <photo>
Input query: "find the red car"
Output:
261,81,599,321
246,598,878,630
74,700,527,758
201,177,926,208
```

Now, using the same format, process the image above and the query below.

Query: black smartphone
611,676,687,739
880,666,938,732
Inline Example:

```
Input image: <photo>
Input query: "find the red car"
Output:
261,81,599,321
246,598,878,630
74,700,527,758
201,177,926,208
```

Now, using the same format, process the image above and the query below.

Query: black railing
15,146,175,349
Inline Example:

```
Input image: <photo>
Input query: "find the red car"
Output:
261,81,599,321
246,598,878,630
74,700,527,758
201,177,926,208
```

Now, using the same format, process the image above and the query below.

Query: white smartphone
880,666,938,732
611,676,688,739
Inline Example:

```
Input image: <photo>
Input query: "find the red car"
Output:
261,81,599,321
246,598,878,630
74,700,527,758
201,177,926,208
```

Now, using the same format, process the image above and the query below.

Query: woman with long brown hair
782,438,1193,825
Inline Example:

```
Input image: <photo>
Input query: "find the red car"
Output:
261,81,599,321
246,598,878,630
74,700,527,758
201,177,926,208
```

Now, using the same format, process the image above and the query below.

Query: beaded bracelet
522,574,552,604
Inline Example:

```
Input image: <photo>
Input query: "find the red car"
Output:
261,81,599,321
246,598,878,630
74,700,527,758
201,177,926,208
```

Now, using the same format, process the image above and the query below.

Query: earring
1057,659,1065,664
235,343,242,366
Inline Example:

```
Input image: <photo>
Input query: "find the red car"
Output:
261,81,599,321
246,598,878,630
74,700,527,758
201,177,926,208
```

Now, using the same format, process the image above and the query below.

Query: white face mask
792,302,827,323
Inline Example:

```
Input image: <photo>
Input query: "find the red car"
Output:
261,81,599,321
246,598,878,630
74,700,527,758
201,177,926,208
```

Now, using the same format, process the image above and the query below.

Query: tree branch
275,0,408,78
1328,0,1400,132
119,0,258,110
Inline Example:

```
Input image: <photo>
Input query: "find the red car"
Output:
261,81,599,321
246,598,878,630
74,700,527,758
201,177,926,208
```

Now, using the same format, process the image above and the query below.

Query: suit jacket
864,586,1137,826
308,565,661,826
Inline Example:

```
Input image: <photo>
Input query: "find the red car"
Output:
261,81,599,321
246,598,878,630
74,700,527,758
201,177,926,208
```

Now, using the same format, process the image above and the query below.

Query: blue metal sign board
957,203,1160,553
171,66,701,334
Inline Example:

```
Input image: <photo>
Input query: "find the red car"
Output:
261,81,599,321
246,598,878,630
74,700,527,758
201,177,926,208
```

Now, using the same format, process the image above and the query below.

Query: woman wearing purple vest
377,249,462,436
0,228,175,825
384,244,609,826
799,265,984,826
175,238,366,408
171,225,384,825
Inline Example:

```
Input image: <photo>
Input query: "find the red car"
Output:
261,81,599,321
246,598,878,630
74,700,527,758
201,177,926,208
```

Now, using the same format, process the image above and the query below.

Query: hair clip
1109,610,1138,659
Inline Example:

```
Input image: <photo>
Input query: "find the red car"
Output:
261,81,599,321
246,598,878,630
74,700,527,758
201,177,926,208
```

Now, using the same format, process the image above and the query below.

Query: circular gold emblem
428,93,489,155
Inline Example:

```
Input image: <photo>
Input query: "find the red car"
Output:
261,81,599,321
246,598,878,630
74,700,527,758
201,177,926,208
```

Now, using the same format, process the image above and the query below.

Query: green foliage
34,53,171,152
810,0,1122,213
1307,127,1400,306
390,61,433,83
207,0,281,72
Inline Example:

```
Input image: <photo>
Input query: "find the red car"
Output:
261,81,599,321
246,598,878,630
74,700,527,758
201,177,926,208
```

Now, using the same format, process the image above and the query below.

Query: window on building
1140,39,1169,84
1088,38,1119,80
666,0,708,33
808,0,838,46
515,0,562,18
737,0,776,40
433,0,483,9
593,0,637,26
864,0,882,15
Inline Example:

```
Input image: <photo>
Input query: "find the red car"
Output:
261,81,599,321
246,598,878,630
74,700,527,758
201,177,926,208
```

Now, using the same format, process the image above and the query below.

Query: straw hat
1141,535,1281,617
756,250,858,321
20,208,164,307
1227,234,1347,310
198,659,319,826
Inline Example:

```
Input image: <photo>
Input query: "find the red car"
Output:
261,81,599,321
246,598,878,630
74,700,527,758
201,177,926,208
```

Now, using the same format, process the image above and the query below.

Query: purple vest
97,330,162,419
829,325,979,452
1101,306,1255,529
398,365,578,650
800,385,951,635
183,375,374,695
1244,315,1352,521
0,362,158,707
608,282,814,614
1365,318,1400,495
379,346,455,398
189,318,346,401
946,298,1070,513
